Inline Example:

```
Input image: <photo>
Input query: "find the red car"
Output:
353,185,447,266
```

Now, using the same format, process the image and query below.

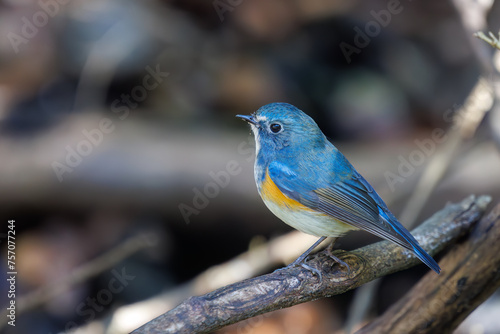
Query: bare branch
131,195,491,334
474,31,500,50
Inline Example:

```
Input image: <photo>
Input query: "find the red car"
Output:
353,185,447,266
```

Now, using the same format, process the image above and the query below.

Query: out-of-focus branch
452,0,494,73
401,0,497,228
474,29,500,148
131,195,490,334
454,0,500,149
0,233,157,329
398,0,495,229
399,78,493,228
346,2,499,331
357,201,500,334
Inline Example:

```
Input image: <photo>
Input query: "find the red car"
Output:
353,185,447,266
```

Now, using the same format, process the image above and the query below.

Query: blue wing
268,160,441,274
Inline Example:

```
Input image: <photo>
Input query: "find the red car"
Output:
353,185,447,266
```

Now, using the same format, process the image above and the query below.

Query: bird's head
237,103,327,157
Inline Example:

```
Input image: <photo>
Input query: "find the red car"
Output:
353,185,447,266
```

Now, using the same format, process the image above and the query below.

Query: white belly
263,197,357,237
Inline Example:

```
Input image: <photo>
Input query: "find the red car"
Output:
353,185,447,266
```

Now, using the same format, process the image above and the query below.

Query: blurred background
1,0,500,333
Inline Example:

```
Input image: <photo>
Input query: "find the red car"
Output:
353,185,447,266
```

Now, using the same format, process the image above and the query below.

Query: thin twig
474,31,500,51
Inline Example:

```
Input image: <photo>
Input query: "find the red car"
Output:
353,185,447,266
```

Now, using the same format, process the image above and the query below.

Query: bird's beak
236,114,258,126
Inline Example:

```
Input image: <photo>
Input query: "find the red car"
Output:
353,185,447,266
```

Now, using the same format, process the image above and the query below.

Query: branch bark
131,195,491,334
357,201,500,334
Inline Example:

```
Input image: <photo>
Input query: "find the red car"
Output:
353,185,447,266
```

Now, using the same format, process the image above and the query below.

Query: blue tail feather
379,209,441,274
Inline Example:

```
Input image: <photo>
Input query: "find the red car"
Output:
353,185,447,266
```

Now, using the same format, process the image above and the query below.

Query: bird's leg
276,236,327,280
289,236,327,267
326,237,351,274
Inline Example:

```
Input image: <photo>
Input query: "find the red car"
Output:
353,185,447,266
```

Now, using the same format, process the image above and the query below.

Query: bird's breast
258,170,354,237
259,170,312,212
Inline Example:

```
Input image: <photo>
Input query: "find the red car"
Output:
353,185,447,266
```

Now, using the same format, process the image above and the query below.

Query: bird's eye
270,123,282,133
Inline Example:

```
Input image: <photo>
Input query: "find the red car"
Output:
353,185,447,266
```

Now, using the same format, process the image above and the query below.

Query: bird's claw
300,263,322,281
326,247,351,275
274,256,323,281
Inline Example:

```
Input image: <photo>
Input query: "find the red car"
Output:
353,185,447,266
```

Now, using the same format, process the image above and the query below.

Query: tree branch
357,201,500,334
131,195,491,334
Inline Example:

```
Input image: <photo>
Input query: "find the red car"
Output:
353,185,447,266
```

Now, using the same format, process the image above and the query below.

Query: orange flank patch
261,170,314,212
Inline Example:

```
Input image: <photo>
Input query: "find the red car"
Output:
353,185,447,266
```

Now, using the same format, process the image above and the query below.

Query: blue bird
237,103,440,276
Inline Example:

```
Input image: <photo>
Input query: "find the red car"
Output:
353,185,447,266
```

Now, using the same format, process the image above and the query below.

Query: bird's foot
274,236,328,281
326,243,351,275
274,257,323,281
300,263,322,281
